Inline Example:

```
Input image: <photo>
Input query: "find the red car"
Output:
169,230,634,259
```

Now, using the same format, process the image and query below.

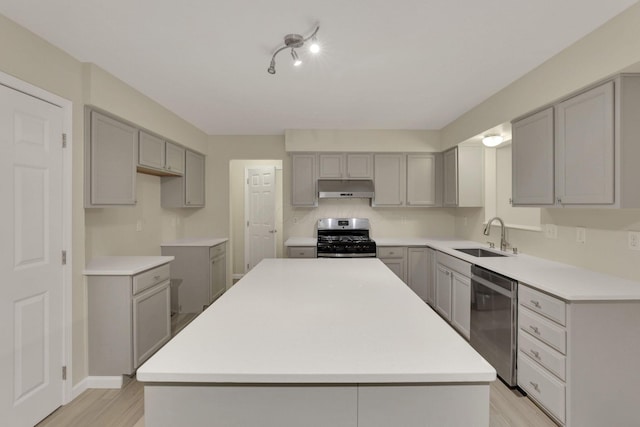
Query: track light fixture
267,25,320,74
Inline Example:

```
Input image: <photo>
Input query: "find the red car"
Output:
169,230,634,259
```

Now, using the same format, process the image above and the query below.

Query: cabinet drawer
210,243,225,258
436,251,471,277
518,353,566,424
519,284,566,326
288,247,316,258
377,247,404,258
519,306,566,354
519,331,566,381
133,264,170,295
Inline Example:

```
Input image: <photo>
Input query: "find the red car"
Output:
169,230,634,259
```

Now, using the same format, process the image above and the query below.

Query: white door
245,167,276,272
0,84,64,426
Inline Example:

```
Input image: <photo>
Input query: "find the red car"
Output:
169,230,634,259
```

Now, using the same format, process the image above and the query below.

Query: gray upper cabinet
443,145,483,207
373,154,405,206
512,74,640,208
138,131,165,171
165,142,185,175
406,154,437,206
161,150,205,208
86,110,138,207
318,153,373,179
555,81,614,205
291,153,318,207
512,107,555,206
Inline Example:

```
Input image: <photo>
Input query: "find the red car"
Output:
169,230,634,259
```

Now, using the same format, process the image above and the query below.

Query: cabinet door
165,142,185,175
512,108,555,205
555,81,614,205
426,248,437,306
443,147,458,207
133,281,171,368
407,248,428,300
210,252,226,303
435,265,452,321
406,154,436,206
451,272,471,339
89,111,137,205
185,150,205,206
138,131,165,170
346,153,373,179
381,258,406,283
291,154,317,207
373,154,405,206
318,153,344,178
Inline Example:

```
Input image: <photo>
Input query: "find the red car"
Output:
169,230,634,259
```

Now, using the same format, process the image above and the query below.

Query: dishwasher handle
471,274,515,298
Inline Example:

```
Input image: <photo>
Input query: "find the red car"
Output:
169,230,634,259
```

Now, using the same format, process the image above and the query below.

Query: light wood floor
38,376,557,427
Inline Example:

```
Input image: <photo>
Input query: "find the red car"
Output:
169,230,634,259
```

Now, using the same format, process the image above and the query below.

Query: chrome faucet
484,217,509,251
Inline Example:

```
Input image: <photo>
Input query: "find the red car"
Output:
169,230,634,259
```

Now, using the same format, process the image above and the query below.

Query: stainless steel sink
453,248,508,257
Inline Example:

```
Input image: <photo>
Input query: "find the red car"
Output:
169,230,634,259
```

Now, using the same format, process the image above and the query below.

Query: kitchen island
137,258,495,427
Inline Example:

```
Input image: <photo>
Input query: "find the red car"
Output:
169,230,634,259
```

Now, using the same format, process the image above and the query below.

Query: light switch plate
136,220,143,232
628,231,640,250
576,227,586,243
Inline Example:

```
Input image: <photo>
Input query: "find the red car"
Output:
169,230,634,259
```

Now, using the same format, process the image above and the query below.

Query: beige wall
447,2,640,282
286,129,442,152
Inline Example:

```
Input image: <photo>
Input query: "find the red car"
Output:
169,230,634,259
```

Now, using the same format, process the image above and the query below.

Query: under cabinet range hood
317,179,375,199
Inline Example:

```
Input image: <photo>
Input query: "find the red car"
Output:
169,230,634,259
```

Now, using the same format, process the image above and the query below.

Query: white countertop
137,258,496,384
161,237,228,247
424,239,640,301
284,237,317,247
83,256,174,276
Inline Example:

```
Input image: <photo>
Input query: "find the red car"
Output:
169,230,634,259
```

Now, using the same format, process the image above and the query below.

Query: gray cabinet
291,153,318,207
373,154,405,206
318,153,373,179
407,248,428,300
378,246,407,282
85,110,138,207
426,248,437,307
512,107,555,206
287,246,317,258
443,145,484,207
512,74,640,208
161,150,205,208
161,242,227,314
435,251,471,339
346,153,373,179
406,154,437,206
435,264,452,321
138,131,185,177
87,263,171,376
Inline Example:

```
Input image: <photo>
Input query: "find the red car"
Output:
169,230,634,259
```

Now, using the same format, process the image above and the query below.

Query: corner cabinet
161,150,205,208
87,263,171,376
443,145,484,207
161,241,227,314
291,153,318,207
85,110,138,207
377,246,407,281
512,74,640,208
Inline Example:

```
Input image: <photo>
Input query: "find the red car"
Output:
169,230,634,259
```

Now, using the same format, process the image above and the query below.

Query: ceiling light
482,135,504,147
291,49,302,67
267,25,319,75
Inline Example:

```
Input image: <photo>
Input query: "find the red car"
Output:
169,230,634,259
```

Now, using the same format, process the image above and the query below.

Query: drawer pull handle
389,251,395,255
153,275,161,280
298,252,304,256
529,381,540,392
529,325,540,335
530,300,541,308
530,349,540,359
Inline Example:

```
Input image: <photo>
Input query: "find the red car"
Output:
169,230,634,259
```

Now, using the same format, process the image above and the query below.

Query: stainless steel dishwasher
469,265,518,387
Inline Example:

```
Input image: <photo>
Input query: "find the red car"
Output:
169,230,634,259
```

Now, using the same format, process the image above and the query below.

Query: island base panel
144,383,490,427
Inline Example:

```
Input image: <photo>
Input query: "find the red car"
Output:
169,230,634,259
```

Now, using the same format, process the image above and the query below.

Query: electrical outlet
576,227,586,244
136,220,143,232
628,231,640,250
544,224,558,239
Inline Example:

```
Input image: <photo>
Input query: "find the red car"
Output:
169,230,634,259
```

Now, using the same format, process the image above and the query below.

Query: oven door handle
471,275,514,298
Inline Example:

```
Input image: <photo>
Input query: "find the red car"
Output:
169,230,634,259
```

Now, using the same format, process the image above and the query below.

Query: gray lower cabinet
407,248,428,300
287,246,317,258
85,110,138,207
87,263,171,376
161,242,227,314
435,251,471,339
378,246,407,282
161,150,205,207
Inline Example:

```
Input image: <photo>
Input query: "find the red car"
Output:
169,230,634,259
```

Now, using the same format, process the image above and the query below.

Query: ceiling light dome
482,135,504,147
267,25,320,75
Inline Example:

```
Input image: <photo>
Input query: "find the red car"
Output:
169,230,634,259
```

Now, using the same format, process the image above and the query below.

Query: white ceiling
0,0,637,135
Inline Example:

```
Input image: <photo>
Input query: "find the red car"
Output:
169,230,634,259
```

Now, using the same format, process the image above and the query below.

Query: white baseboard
71,378,88,401
86,375,124,389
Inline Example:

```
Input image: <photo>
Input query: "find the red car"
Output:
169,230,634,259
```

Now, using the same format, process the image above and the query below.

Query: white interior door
0,84,64,426
245,167,276,272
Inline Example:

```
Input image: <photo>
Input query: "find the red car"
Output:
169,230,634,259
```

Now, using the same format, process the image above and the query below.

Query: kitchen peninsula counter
138,258,495,427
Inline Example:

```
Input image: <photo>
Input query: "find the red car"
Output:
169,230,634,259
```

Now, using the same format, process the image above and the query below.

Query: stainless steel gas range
316,218,377,258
